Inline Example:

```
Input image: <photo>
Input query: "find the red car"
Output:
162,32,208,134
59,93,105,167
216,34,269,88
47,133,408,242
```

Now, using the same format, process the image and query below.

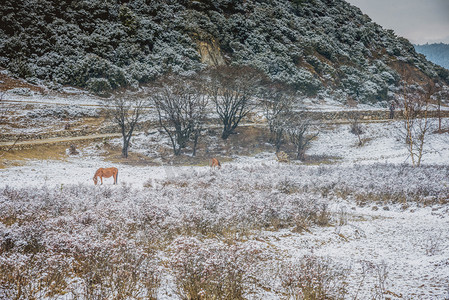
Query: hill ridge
414,43,449,70
0,0,448,103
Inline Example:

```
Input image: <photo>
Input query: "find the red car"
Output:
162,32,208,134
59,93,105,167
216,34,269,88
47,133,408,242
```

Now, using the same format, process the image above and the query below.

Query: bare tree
152,76,208,156
188,78,209,157
207,66,264,140
109,92,147,158
0,91,20,157
261,84,295,152
0,91,8,125
435,84,449,134
399,75,434,167
190,98,208,157
348,111,364,147
287,113,319,161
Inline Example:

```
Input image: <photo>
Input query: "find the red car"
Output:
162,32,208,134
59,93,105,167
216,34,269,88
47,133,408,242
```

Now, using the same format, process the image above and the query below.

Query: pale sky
346,0,449,44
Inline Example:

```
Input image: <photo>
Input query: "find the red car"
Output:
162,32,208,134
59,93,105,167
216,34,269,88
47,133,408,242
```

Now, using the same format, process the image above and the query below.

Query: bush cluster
0,174,328,297
0,161,447,297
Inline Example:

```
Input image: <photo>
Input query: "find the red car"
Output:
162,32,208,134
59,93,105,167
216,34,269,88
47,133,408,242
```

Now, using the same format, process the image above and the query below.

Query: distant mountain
1,0,448,103
414,43,449,70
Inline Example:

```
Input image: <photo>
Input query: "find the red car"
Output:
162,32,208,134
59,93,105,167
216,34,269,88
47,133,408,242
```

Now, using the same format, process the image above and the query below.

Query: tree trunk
221,130,230,140
274,128,284,152
192,131,199,156
296,149,305,161
120,128,127,158
171,136,181,156
221,123,233,139
122,142,129,158
295,135,305,160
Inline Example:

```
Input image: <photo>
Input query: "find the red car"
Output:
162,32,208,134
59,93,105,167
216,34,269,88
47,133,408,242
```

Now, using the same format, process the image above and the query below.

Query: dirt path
1,98,101,107
0,133,122,149
1,98,154,109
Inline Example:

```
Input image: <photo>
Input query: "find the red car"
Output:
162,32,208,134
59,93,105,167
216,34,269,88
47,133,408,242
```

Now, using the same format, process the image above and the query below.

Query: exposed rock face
197,39,226,67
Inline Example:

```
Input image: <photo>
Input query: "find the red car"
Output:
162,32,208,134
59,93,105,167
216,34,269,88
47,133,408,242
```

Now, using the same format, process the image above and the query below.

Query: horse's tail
116,169,118,184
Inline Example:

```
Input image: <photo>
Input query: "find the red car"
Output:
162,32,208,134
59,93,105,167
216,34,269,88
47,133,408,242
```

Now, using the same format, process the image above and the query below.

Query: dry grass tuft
276,151,290,163
281,255,350,300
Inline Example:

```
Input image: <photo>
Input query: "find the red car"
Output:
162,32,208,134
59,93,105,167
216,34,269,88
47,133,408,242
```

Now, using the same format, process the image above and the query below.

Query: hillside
414,43,449,70
1,0,448,103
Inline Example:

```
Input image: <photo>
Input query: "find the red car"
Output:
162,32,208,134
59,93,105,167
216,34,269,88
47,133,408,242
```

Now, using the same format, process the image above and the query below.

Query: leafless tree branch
206,66,265,140
151,75,208,156
107,91,147,158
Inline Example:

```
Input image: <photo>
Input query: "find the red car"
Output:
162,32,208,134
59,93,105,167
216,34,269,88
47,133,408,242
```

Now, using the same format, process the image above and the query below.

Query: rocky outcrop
197,39,226,66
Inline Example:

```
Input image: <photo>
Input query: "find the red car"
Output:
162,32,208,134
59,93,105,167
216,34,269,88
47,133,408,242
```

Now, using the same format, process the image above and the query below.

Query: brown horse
93,167,118,185
210,158,221,169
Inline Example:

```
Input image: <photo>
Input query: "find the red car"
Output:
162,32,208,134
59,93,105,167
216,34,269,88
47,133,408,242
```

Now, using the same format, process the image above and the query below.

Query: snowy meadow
1,117,449,299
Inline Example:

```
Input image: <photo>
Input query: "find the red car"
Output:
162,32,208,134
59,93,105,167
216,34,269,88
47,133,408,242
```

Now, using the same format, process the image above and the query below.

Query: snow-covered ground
310,118,449,165
3,117,449,188
266,204,449,299
1,113,449,299
3,86,103,106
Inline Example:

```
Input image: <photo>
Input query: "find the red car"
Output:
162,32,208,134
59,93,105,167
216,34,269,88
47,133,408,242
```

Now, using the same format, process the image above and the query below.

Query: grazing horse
93,167,118,185
210,158,221,169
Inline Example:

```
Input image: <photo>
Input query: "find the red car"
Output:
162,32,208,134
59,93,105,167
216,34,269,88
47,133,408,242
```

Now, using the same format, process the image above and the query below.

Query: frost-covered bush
71,239,160,299
169,237,261,299
25,105,99,119
281,255,350,299
0,171,327,297
268,163,449,204
0,248,70,299
0,160,447,297
86,77,112,96
153,167,329,233
9,88,33,96
71,55,128,91
0,185,161,298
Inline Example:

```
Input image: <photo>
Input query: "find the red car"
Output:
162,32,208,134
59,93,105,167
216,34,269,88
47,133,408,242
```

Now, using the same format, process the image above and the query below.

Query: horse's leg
101,176,103,185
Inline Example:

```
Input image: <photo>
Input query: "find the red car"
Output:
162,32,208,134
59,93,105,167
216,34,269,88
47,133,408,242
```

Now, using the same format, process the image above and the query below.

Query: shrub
281,255,350,299
169,237,260,299
276,151,290,163
86,77,112,96
72,239,160,299
71,55,128,90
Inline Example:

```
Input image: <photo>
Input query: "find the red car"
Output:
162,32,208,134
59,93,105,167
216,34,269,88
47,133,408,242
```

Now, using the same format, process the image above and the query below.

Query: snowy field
1,118,449,299
2,117,449,187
